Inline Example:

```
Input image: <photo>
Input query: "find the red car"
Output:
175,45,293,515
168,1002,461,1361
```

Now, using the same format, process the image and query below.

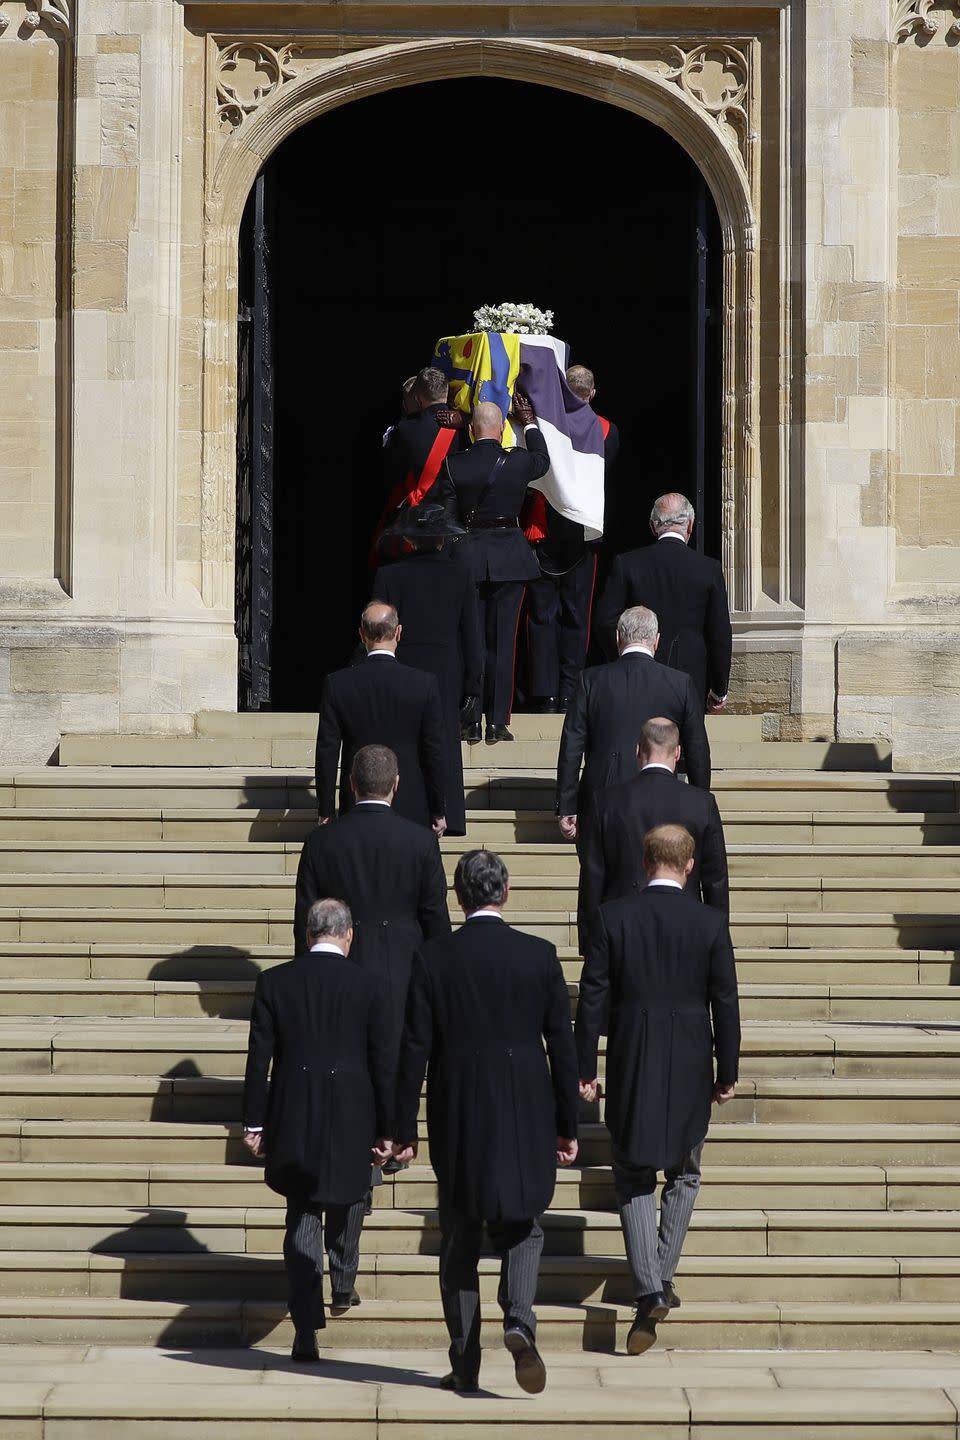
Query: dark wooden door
235,171,275,710
691,173,710,557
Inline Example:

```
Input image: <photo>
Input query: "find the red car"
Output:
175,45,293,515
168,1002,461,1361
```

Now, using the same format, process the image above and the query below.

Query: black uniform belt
466,517,520,531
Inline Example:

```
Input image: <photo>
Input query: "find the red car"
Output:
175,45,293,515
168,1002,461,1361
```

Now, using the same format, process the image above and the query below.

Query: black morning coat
314,654,446,827
575,887,741,1170
432,429,550,583
372,550,482,836
556,652,711,818
395,917,580,1223
594,538,733,707
293,803,451,1048
243,948,394,1205
580,767,729,921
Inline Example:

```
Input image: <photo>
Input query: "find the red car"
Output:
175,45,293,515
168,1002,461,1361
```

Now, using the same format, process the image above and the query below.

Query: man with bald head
314,602,447,832
433,393,549,743
595,492,732,712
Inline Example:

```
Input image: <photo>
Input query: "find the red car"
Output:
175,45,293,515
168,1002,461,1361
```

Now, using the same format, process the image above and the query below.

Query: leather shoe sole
504,1326,546,1394
626,1317,659,1356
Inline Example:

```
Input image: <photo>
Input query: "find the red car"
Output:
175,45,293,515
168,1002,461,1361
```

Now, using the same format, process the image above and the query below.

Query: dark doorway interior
236,77,723,711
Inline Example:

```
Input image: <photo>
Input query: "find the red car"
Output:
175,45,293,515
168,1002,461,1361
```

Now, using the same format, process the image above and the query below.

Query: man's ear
652,632,661,653
674,745,681,765
684,857,695,877
395,623,402,643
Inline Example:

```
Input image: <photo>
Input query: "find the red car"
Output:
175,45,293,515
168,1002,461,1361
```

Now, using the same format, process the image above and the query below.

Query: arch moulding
199,36,761,613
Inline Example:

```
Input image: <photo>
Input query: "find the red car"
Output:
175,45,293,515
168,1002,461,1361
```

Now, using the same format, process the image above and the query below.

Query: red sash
369,425,458,565
598,414,611,440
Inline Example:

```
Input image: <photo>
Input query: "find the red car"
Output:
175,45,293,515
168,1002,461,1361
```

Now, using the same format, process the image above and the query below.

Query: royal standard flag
433,331,605,540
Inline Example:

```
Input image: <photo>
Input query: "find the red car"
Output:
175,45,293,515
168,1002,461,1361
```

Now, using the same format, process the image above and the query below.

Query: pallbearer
575,825,740,1356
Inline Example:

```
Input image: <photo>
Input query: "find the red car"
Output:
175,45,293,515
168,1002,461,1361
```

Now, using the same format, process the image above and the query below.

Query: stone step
1,1247,956,1305
57,733,893,773
4,838,960,882
0,1159,956,1213
194,709,767,743
0,977,957,1024
2,1346,959,1438
4,767,955,813
1,1019,956,1080
1,1291,959,1351
4,1201,960,1259
7,1120,960,1168
0,1073,957,1124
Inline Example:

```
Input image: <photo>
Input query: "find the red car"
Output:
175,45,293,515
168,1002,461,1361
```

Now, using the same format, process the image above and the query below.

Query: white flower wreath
473,302,555,336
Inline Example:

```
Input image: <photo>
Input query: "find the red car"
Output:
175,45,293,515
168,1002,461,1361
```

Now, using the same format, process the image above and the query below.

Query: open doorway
236,77,723,711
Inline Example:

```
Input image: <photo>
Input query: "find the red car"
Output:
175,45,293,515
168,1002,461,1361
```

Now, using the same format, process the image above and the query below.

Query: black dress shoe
330,1288,360,1317
439,1370,479,1394
291,1328,319,1362
663,1280,681,1310
485,724,514,744
626,1291,670,1356
503,1322,547,1394
556,697,571,713
461,722,482,744
530,696,558,714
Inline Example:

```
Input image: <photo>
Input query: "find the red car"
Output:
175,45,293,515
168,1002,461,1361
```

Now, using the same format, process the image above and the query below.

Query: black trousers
283,1197,366,1333
439,1200,544,1380
476,580,526,726
526,553,598,702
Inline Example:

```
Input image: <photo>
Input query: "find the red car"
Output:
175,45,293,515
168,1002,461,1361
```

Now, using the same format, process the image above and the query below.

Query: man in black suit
393,850,579,1395
433,395,549,743
382,365,466,509
556,605,711,844
294,744,451,1047
242,898,394,1361
315,602,446,832
580,716,729,927
576,825,740,1356
594,492,732,711
522,364,620,713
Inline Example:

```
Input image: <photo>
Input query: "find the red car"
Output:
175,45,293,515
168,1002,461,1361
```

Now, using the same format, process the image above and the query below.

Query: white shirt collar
641,763,675,774
309,942,346,954
367,648,396,658
621,644,655,659
657,532,687,542
647,878,684,891
466,908,504,920
355,799,391,807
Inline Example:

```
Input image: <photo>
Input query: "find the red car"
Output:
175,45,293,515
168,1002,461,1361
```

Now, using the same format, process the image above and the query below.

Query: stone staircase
1,711,960,1435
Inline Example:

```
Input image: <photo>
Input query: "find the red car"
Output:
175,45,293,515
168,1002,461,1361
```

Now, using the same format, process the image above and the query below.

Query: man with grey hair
556,604,711,845
394,849,579,1395
243,897,394,1362
434,392,550,743
594,491,732,711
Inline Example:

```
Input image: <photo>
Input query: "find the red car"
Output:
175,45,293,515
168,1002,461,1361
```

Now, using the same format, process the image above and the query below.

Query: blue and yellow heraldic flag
433,331,605,540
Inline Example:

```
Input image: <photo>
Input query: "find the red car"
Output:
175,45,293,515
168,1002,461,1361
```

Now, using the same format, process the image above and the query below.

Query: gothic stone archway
198,36,763,618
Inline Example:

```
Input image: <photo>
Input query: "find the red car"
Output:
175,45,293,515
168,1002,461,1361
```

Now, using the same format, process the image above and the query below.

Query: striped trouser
283,1197,366,1332
613,1140,705,1300
438,1201,544,1380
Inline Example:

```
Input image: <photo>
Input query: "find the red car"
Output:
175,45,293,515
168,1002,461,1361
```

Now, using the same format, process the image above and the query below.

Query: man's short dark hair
415,366,448,403
351,744,398,799
360,602,399,644
306,897,353,940
454,850,508,911
639,718,680,753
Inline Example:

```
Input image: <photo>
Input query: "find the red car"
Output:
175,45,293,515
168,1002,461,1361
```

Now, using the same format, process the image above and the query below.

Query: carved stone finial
217,41,299,132
894,0,960,43
0,12,10,32
24,0,71,33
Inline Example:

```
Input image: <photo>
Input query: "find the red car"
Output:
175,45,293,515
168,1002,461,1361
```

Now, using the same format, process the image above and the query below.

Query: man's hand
317,815,332,826
392,1141,419,1164
707,693,727,714
432,815,447,838
556,1136,578,1167
243,1130,264,1157
372,1136,394,1168
511,390,536,427
435,406,465,430
713,1082,736,1105
559,815,577,841
579,1078,598,1103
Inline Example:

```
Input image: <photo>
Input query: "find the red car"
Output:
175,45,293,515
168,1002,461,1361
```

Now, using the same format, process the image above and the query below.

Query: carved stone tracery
656,44,752,162
894,0,960,43
216,41,299,130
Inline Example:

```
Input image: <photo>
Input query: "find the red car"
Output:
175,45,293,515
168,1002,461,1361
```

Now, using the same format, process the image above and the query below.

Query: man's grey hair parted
306,898,353,941
650,493,695,533
617,605,659,648
454,850,509,911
